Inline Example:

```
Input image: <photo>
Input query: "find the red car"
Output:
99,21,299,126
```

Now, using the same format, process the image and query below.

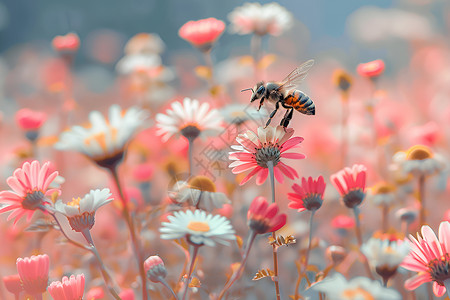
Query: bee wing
277,59,315,91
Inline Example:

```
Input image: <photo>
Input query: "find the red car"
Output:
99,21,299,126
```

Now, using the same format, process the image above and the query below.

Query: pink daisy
16,254,50,296
247,196,287,234
179,18,225,52
0,160,60,224
401,221,450,297
48,274,85,300
330,164,367,209
229,125,305,185
288,176,326,212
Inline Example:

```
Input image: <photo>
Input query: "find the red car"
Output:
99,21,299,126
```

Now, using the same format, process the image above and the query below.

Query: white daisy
392,145,446,177
368,182,397,207
55,188,113,232
307,273,401,300
171,176,231,211
55,105,148,168
361,237,410,270
156,97,223,142
228,2,293,36
160,209,235,247
116,53,162,75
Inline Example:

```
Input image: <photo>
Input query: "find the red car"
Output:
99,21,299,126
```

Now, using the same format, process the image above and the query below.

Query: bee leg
265,100,280,128
281,108,294,129
258,97,265,111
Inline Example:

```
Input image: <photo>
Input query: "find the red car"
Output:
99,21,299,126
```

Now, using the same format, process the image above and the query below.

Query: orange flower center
372,182,396,194
406,145,433,160
187,221,210,232
341,287,375,300
189,176,216,193
84,128,118,152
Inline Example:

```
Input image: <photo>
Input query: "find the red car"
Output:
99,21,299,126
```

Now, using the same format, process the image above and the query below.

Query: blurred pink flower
52,32,80,53
119,289,135,300
178,18,225,51
144,255,167,283
229,126,304,185
16,254,49,296
3,274,23,297
247,196,287,234
15,108,47,130
85,287,104,299
357,59,385,78
331,164,367,208
401,222,450,297
408,122,440,147
0,160,60,224
48,274,85,300
132,162,155,182
288,176,326,212
331,215,355,229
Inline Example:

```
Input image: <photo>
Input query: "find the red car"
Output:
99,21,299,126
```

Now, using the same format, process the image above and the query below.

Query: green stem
353,207,374,280
418,175,426,227
109,166,148,300
159,277,179,300
81,229,121,300
188,138,194,177
182,245,200,300
267,160,281,300
218,231,257,300
49,212,89,250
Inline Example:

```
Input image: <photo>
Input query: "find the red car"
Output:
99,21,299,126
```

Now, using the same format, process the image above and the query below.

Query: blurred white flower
116,54,161,75
228,2,293,36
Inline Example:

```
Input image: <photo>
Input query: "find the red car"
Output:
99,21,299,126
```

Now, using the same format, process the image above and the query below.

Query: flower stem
109,166,148,300
418,175,426,226
381,204,389,232
251,34,262,67
81,229,121,300
340,92,349,168
267,160,281,300
182,245,200,300
352,207,374,280
444,279,450,298
188,137,194,177
203,50,216,89
49,212,89,250
159,277,179,300
217,231,257,300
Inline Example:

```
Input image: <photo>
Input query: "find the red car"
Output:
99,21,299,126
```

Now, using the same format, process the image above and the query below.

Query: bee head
251,82,265,102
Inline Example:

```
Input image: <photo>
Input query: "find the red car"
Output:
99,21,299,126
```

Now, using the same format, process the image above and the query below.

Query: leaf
252,268,275,281
189,277,201,288
235,235,243,249
25,220,56,232
269,235,296,248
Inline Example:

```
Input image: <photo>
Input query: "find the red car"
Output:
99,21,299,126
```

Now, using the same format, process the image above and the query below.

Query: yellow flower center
68,197,81,207
187,221,210,232
406,145,433,160
372,182,396,194
342,287,375,300
188,176,216,193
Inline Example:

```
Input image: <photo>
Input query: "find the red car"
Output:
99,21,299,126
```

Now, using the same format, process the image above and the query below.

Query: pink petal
232,163,257,174
404,274,432,291
239,167,262,186
439,221,450,253
433,282,446,297
274,167,284,184
280,152,306,160
280,137,303,151
256,168,269,185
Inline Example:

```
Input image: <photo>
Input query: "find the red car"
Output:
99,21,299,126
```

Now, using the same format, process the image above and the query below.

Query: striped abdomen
284,90,315,115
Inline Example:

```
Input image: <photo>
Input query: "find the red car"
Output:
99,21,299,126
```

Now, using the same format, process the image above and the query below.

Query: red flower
52,32,80,53
48,274,85,300
330,164,367,208
3,274,23,297
247,196,287,234
179,18,225,51
401,222,450,297
15,108,47,130
357,59,385,78
331,215,355,229
288,176,326,212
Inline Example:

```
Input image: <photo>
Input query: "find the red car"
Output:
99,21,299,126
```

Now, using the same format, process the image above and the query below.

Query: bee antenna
241,88,254,93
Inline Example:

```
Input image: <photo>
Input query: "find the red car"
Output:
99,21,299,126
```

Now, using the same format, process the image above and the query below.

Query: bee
241,59,315,128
